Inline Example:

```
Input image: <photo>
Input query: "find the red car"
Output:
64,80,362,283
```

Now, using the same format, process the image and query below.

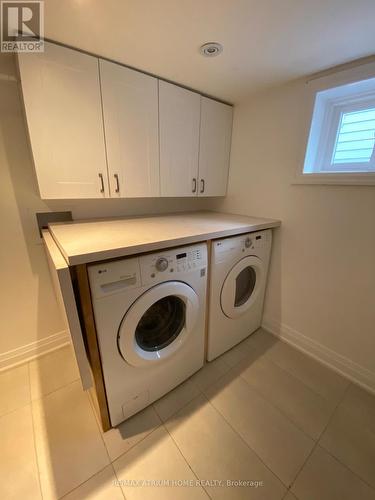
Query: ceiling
43,0,375,103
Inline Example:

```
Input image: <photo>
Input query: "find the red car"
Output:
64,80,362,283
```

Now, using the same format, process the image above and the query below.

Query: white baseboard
0,330,70,372
262,316,375,395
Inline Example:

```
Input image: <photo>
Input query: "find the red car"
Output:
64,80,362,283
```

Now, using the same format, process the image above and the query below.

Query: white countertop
49,211,281,266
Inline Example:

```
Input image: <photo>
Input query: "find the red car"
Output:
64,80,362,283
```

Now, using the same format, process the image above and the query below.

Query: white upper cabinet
198,97,233,197
18,42,108,199
18,42,233,200
99,60,160,197
159,81,201,197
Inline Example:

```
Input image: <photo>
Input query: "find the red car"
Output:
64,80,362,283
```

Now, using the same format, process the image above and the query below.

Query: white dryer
207,230,272,361
88,243,207,427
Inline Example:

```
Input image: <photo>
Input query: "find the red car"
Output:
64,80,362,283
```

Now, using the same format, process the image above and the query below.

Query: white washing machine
207,230,272,361
88,243,207,427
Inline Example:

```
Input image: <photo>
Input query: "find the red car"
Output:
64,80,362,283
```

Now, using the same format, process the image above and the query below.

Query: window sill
292,173,375,186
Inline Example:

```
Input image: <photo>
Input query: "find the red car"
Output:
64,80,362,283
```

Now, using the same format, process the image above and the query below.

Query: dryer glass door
118,281,199,367
234,266,257,307
221,256,264,319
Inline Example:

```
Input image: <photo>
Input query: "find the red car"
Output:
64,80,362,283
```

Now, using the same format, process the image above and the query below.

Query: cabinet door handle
98,173,105,193
200,179,205,193
192,178,197,193
114,174,120,193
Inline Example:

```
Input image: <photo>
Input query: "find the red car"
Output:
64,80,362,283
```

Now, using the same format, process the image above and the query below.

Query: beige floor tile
0,363,30,417
205,372,314,486
218,340,254,368
283,492,298,500
263,341,349,405
340,384,375,433
241,328,279,355
165,394,286,499
238,356,333,439
113,426,208,499
292,446,375,500
0,405,41,499
320,405,375,488
189,357,230,392
29,345,80,400
62,465,124,500
153,379,201,422
102,405,161,461
32,381,109,499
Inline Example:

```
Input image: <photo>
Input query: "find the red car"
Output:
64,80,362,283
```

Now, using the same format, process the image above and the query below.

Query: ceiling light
200,42,223,57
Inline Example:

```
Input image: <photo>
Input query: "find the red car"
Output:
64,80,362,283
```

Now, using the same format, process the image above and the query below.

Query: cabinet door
159,81,200,197
99,60,160,197
198,97,233,197
18,42,108,199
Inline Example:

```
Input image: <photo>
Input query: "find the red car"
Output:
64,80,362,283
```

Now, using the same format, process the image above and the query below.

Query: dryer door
221,256,264,319
118,281,199,367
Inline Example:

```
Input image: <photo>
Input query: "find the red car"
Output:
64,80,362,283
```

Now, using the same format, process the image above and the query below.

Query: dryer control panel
140,243,207,286
213,229,272,263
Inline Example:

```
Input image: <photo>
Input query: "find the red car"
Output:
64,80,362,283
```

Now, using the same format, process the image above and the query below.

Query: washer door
221,256,264,319
118,281,199,367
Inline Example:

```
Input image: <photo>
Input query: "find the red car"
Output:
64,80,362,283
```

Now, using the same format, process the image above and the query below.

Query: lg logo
1,1,44,52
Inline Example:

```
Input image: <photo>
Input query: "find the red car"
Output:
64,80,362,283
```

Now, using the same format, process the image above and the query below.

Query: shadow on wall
263,226,282,328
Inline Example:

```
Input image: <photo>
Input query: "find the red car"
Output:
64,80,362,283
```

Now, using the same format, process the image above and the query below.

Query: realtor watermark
113,479,264,488
1,0,44,52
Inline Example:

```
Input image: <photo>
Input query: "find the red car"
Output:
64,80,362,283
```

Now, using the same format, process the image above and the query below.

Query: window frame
295,62,375,185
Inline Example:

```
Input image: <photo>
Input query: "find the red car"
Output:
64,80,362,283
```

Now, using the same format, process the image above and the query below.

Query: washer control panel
140,243,207,285
155,257,169,272
87,256,141,299
245,236,252,248
175,246,204,273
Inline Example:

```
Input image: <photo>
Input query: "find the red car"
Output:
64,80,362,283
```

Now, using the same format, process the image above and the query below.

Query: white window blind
332,109,375,166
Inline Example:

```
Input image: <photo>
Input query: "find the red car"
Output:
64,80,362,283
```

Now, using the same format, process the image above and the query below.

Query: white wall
213,76,375,390
0,54,214,365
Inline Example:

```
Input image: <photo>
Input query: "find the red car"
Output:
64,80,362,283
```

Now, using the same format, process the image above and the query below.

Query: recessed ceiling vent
200,42,223,57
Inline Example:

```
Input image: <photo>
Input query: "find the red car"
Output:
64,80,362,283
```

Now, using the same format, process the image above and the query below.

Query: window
302,75,375,182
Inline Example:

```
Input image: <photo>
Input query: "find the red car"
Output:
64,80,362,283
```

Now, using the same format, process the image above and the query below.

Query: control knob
155,257,169,272
245,237,252,248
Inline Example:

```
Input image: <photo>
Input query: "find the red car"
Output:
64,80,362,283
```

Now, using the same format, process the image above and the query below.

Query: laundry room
0,2,374,499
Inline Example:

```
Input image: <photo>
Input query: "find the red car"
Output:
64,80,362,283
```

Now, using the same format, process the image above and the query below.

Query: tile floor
0,329,374,499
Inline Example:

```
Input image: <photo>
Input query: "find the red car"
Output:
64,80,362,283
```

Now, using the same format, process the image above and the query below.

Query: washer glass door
221,256,264,319
135,295,186,352
118,281,199,366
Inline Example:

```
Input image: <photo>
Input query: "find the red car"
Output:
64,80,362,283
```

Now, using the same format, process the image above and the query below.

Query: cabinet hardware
98,173,105,193
200,179,205,193
114,174,120,193
192,178,197,193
